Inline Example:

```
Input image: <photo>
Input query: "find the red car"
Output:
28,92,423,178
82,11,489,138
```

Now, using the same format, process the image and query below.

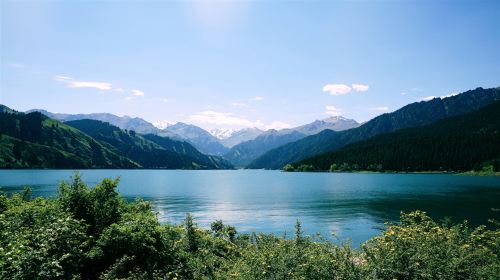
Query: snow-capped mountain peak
153,120,173,130
209,128,237,140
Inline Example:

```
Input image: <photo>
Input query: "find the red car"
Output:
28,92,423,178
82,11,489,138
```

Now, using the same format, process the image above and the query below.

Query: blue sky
1,0,499,130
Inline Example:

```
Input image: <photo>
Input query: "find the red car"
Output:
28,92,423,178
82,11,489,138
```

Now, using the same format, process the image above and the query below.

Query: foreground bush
0,175,498,279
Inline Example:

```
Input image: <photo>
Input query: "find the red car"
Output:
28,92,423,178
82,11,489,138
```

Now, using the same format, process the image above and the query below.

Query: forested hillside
250,87,500,169
0,110,138,168
290,101,500,172
65,119,233,169
0,106,233,169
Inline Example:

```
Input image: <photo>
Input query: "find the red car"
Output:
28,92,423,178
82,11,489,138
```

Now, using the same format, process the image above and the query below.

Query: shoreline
283,169,500,176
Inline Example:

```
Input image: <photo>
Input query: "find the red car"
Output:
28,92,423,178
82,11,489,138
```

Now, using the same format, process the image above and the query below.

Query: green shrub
1,175,498,279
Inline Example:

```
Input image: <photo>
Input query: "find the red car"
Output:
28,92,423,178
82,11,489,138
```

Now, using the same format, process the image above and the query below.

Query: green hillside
249,87,500,169
0,109,138,168
65,119,233,169
143,134,233,169
290,101,500,173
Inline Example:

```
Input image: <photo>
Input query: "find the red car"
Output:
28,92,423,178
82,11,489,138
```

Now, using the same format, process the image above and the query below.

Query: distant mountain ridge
28,110,161,135
159,122,229,155
26,109,360,161
0,106,233,169
219,128,264,148
293,101,500,172
288,116,360,135
28,110,231,155
224,116,360,167
248,87,500,169
65,119,232,169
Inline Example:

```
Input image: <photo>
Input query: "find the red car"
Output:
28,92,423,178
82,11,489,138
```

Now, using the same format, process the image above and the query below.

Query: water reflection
1,170,499,245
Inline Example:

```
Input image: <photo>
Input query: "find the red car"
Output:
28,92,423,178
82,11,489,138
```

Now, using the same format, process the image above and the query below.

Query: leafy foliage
1,175,499,279
291,101,500,172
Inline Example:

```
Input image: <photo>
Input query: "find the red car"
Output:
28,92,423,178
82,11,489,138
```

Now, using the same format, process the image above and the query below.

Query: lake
1,169,499,245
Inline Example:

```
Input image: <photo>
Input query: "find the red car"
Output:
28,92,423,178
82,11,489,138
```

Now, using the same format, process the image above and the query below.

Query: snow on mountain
153,120,173,130
209,128,237,140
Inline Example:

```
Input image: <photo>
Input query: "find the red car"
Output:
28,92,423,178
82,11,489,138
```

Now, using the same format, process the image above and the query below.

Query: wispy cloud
400,92,407,96
252,96,264,101
54,75,113,90
323,84,352,96
124,97,132,101
325,105,342,116
440,92,458,99
190,110,264,127
132,89,145,97
231,102,249,107
323,83,369,96
190,110,290,130
266,121,291,130
420,96,437,101
351,83,369,92
369,106,389,111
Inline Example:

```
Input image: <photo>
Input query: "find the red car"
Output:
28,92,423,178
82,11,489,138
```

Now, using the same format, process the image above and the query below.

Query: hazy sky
1,0,499,130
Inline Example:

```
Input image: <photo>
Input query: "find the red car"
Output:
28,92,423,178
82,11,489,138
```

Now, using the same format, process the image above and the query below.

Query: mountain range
3,86,499,172
291,101,500,172
27,109,360,160
223,116,360,167
248,87,500,169
0,106,232,169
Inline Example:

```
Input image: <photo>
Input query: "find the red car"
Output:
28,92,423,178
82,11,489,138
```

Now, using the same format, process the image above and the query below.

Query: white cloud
190,110,289,130
440,92,458,99
252,96,264,101
132,89,145,97
323,84,352,96
323,83,369,96
351,83,369,92
190,110,264,127
231,102,249,107
400,92,407,96
162,98,169,103
370,106,389,111
124,97,132,101
325,105,342,116
266,121,292,130
54,75,73,81
54,75,113,90
421,96,437,101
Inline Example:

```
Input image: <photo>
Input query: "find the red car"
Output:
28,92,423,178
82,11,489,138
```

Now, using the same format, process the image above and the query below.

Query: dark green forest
287,101,500,173
0,110,138,169
0,107,232,170
65,119,232,169
1,175,499,279
250,87,500,169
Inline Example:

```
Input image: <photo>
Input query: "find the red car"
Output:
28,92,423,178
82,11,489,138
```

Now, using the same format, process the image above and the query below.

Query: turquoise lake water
1,169,499,245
